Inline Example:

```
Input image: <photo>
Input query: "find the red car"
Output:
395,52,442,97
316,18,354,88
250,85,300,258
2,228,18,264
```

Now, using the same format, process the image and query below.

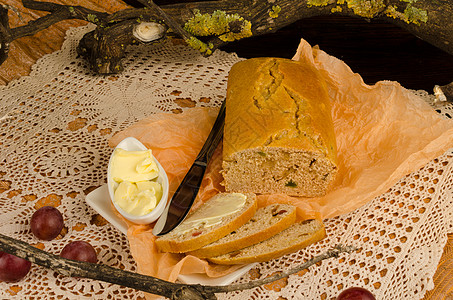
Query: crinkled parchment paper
109,38,453,293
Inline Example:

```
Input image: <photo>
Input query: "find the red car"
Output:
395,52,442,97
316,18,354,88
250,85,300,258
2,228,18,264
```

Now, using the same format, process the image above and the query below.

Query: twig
135,0,214,56
210,244,358,293
12,0,110,40
0,233,214,300
0,232,355,299
136,0,192,41
2,4,24,22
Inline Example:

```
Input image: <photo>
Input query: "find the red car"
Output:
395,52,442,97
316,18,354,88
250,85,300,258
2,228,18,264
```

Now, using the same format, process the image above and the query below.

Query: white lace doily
0,23,452,300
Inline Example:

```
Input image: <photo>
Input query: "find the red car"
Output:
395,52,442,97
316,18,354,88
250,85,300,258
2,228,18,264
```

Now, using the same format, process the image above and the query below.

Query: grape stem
0,233,356,299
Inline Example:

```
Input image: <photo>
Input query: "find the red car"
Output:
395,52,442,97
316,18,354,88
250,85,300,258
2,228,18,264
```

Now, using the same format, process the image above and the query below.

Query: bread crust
155,193,257,253
188,203,297,258
207,219,326,265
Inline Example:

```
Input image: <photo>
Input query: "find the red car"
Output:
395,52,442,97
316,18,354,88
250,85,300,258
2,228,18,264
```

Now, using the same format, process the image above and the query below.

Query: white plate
86,184,256,285
86,185,129,235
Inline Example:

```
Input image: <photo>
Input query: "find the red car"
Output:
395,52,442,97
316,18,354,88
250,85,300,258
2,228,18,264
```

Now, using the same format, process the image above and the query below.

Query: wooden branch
1,0,453,79
14,0,110,39
0,5,11,65
0,232,356,299
75,18,165,74
210,244,358,294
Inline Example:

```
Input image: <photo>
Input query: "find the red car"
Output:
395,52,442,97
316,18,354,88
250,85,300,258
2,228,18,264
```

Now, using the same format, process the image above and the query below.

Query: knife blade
152,101,226,236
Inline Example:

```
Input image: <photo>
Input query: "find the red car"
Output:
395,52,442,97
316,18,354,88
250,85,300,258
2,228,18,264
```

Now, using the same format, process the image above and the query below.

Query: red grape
60,241,97,263
336,287,376,300
0,251,32,283
30,206,64,241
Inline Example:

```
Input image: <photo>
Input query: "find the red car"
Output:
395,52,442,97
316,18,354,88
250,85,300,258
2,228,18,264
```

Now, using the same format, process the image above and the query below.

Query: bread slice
188,203,297,258
155,192,257,253
208,219,326,265
222,57,338,197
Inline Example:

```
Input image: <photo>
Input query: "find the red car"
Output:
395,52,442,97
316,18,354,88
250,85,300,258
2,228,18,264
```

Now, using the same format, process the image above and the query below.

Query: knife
152,101,226,236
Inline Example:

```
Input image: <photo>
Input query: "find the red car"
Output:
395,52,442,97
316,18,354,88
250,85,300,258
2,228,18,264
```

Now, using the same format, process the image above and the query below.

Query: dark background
125,0,453,92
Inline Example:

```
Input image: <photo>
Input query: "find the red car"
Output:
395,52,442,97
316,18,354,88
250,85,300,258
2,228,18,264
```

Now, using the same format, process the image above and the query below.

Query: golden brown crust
223,57,337,163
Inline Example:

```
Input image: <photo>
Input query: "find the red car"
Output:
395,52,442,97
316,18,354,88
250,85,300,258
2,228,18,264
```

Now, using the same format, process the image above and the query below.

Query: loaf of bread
208,219,326,265
222,57,338,197
155,192,257,253
188,203,297,258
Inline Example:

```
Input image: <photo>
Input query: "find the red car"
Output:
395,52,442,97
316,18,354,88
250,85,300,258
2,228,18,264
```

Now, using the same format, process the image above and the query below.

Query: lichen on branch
385,4,428,24
185,36,214,55
1,0,451,75
307,0,428,23
183,10,252,42
269,5,282,18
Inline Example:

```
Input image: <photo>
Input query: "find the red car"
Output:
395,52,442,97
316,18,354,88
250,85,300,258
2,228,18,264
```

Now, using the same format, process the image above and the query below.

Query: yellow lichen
185,37,212,55
307,0,384,17
345,0,386,18
307,0,332,6
385,6,404,19
86,14,99,23
331,6,343,13
184,10,252,42
404,4,428,24
269,5,282,18
385,3,427,24
307,0,427,24
218,20,252,42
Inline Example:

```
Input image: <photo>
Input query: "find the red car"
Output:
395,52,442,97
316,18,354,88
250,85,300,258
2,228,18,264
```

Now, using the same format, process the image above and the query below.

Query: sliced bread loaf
208,219,325,265
188,203,297,258
155,192,257,253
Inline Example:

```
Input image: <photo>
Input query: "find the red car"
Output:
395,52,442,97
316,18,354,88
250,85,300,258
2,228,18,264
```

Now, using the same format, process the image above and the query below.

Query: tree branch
0,232,356,299
0,5,11,65
211,244,357,294
1,0,453,78
14,0,110,38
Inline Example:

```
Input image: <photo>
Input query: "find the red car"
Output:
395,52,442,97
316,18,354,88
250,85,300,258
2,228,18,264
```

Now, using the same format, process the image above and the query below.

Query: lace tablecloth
0,24,452,299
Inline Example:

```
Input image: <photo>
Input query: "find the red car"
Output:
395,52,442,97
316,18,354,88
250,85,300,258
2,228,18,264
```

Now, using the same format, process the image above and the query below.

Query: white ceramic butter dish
107,137,169,224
